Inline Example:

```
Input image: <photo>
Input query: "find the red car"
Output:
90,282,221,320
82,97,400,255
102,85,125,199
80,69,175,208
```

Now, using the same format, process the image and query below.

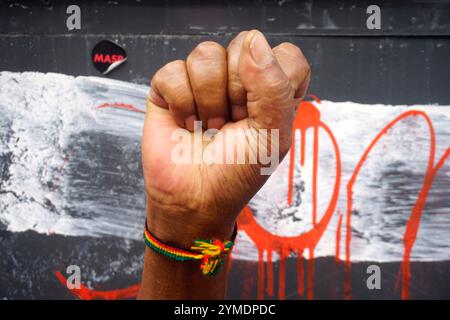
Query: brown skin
138,30,311,299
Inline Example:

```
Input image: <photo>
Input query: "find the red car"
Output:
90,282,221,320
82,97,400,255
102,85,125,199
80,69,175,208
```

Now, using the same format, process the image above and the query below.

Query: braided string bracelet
143,220,237,276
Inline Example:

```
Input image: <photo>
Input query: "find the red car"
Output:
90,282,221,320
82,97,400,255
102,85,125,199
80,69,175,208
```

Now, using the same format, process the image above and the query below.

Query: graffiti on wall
1,72,449,299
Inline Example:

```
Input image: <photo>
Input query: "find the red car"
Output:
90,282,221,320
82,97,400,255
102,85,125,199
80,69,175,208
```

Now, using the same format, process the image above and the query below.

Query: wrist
145,200,237,248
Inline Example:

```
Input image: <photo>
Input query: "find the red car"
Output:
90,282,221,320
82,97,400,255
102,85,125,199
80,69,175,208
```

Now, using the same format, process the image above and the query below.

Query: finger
187,41,228,130
238,30,294,146
150,60,197,131
227,31,248,122
273,42,311,100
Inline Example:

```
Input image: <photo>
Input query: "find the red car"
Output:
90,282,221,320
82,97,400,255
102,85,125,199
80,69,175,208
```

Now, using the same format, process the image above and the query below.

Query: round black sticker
91,40,127,75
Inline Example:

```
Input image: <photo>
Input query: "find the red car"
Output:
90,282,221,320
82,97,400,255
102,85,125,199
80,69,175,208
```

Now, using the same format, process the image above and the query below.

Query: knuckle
150,68,163,87
237,30,248,38
248,28,262,36
279,42,303,56
277,42,309,67
167,59,186,68
229,30,248,48
162,59,186,75
190,41,225,60
151,60,193,105
152,60,185,85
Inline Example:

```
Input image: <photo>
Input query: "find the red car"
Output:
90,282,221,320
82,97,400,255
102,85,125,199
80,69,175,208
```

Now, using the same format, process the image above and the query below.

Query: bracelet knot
191,239,233,276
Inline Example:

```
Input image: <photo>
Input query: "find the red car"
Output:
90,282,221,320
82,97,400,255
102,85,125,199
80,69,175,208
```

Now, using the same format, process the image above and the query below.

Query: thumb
238,30,295,144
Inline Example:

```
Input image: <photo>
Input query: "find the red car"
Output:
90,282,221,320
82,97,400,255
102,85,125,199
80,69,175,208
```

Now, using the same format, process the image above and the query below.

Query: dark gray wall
1,0,450,300
1,0,450,104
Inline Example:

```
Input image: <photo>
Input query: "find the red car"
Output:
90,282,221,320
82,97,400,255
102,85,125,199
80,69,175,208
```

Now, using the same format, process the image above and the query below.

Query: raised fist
142,30,310,246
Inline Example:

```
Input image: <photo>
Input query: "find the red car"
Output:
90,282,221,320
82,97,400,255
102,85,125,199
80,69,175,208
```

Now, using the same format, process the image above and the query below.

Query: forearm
138,246,230,300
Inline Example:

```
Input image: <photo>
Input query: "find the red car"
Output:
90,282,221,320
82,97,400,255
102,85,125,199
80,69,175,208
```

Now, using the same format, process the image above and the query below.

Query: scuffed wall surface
1,1,450,104
0,1,449,299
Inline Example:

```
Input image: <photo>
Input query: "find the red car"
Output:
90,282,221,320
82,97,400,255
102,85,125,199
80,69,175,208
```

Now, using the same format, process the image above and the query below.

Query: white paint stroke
0,72,449,262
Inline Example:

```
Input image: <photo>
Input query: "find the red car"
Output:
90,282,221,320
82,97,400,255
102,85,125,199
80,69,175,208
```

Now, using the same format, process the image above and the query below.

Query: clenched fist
142,30,310,248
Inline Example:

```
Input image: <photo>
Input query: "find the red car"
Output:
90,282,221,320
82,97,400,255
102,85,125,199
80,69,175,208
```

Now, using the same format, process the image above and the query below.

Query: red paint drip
312,125,319,226
288,101,321,205
257,249,265,300
288,132,296,206
307,250,315,300
239,99,341,300
335,212,343,263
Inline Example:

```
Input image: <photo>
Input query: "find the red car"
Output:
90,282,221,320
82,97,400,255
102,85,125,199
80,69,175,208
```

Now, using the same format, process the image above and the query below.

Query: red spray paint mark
96,102,146,114
345,110,449,300
54,99,449,300
308,94,322,104
52,102,146,300
238,99,341,300
257,248,265,300
307,250,315,299
54,271,140,300
400,146,450,299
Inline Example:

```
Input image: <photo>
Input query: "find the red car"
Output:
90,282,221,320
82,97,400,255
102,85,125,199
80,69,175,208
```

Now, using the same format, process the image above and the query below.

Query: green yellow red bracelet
143,220,237,276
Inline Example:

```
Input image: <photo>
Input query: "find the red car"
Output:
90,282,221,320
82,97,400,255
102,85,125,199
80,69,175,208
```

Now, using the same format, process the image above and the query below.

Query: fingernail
249,31,274,66
185,114,198,131
207,117,226,129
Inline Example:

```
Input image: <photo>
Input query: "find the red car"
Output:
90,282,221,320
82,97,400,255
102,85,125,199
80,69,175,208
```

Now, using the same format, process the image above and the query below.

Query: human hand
142,30,311,246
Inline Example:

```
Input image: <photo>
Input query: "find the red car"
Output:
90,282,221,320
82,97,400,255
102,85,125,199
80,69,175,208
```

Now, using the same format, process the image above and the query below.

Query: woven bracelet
143,220,237,276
